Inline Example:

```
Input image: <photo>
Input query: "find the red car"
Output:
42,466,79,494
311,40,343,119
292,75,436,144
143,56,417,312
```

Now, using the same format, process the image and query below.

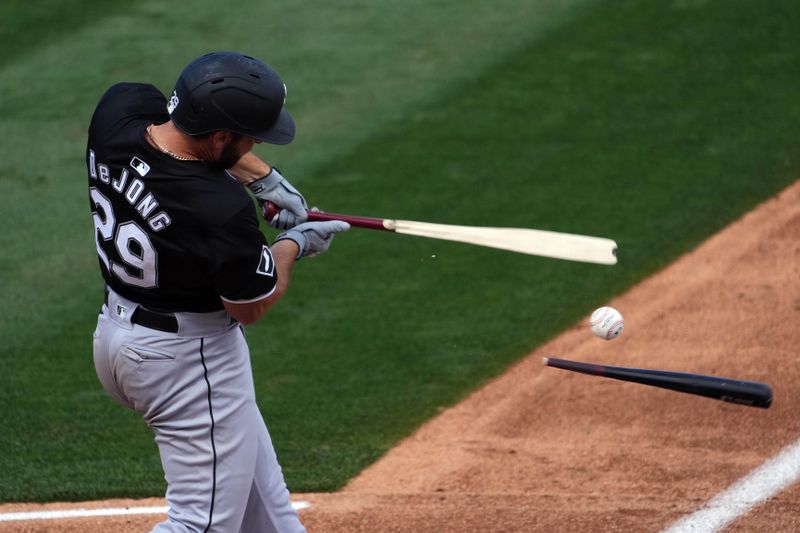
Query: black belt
104,289,179,333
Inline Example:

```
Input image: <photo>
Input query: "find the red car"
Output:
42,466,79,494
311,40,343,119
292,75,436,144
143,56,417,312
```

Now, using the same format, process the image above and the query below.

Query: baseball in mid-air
589,306,624,340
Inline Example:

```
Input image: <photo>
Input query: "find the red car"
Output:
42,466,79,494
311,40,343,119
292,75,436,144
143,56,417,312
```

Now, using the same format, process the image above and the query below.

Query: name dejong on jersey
88,148,172,233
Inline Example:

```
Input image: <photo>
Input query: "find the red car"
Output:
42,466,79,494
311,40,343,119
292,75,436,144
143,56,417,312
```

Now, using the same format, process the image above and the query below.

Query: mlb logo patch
130,157,150,176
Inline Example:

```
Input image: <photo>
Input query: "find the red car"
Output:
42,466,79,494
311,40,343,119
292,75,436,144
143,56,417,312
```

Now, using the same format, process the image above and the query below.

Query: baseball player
88,51,348,532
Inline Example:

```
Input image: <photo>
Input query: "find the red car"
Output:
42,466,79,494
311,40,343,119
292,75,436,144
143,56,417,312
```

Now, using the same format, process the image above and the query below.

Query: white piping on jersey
219,285,277,305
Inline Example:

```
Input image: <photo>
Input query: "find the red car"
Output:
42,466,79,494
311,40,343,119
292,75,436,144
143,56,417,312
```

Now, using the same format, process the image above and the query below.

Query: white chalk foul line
0,501,310,522
662,438,800,533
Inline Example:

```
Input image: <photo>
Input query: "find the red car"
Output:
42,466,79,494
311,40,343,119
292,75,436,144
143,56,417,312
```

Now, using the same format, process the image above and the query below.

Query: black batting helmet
169,51,295,145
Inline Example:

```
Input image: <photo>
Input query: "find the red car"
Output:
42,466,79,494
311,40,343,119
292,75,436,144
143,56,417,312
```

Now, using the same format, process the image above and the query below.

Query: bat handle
262,201,393,231
263,200,330,222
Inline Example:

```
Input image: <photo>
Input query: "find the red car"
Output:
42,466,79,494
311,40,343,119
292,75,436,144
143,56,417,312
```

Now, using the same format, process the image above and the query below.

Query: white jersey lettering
112,168,128,193
148,212,172,232
98,164,111,184
87,146,173,234
125,178,145,204
136,193,159,219
89,150,97,179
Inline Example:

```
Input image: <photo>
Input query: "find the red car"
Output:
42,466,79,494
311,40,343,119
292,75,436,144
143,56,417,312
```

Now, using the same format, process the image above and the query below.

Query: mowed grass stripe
256,0,800,491
0,0,591,351
0,0,132,68
0,0,599,500
0,0,592,323
2,0,799,500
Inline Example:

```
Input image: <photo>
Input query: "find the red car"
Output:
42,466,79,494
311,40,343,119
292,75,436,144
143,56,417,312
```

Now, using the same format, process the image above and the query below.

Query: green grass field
1,0,798,501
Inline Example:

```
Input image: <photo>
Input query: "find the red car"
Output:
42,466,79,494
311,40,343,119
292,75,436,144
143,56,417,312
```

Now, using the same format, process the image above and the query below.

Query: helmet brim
253,107,295,145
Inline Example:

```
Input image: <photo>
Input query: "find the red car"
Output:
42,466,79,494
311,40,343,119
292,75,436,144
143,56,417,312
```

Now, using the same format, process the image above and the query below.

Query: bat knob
262,200,280,222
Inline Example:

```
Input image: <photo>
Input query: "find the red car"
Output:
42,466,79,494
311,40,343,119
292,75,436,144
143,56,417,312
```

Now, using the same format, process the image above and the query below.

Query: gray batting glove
248,167,309,229
274,220,351,259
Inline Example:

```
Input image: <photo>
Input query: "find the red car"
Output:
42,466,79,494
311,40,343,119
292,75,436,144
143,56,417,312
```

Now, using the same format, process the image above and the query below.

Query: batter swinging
88,52,348,532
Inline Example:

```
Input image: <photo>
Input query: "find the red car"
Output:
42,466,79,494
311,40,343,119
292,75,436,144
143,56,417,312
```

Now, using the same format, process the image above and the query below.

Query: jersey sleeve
89,83,169,140
208,204,278,303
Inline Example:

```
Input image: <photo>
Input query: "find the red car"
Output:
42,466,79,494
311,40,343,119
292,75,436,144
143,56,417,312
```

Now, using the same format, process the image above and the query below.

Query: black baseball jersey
86,83,277,313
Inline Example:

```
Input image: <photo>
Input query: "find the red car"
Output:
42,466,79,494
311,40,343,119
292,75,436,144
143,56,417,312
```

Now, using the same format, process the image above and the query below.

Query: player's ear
210,130,233,147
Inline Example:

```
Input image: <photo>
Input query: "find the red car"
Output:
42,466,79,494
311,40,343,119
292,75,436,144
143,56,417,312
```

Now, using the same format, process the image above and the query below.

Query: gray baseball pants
93,289,306,533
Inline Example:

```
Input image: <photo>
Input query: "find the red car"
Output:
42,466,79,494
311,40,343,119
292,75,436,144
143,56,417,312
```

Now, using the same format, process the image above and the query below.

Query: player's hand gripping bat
263,202,618,265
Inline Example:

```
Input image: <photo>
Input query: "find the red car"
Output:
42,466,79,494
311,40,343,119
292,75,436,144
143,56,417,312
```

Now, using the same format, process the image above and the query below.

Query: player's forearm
222,240,298,324
269,239,299,300
229,152,271,185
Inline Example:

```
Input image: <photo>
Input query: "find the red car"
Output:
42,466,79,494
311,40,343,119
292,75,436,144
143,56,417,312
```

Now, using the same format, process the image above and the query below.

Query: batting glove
248,167,308,229
274,219,350,259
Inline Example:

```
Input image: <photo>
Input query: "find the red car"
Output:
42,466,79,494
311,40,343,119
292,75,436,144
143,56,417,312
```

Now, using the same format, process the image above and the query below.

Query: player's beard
210,136,245,170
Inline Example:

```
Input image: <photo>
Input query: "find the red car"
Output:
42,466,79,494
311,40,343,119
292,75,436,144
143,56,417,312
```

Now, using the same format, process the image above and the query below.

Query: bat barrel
544,357,772,409
625,371,773,408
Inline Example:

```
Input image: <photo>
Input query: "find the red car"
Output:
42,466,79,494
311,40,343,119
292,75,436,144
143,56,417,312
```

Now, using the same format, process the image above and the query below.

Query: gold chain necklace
146,125,202,161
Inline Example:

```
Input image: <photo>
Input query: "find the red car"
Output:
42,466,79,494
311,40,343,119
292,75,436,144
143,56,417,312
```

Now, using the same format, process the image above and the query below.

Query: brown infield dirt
2,180,799,533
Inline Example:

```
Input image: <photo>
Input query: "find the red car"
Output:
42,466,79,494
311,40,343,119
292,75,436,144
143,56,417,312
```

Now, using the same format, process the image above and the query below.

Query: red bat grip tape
263,201,392,231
